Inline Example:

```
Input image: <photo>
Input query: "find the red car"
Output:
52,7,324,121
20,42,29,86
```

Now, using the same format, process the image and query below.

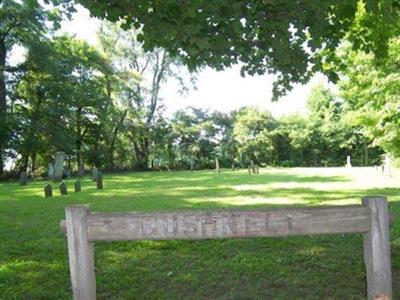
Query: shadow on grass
1,170,399,299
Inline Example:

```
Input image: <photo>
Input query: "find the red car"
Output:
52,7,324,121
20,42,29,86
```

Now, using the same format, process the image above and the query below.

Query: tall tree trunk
0,38,7,175
108,109,127,170
75,107,85,176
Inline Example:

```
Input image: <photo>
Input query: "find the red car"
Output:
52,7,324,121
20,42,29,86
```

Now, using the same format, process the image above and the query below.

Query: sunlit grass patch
0,167,399,299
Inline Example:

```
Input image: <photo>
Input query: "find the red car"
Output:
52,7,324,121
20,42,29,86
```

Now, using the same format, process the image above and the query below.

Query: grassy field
0,167,399,299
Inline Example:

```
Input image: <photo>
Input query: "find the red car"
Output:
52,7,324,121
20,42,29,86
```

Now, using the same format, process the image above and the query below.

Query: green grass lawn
1,167,399,299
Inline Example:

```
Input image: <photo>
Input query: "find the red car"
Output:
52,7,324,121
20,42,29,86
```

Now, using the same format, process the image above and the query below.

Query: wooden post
362,196,392,300
65,206,96,300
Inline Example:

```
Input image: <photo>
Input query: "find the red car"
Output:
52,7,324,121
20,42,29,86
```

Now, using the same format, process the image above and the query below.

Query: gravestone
64,168,71,178
92,167,98,182
44,184,53,198
74,180,81,192
48,163,54,179
346,155,352,168
20,172,27,185
96,172,103,189
53,152,65,182
383,154,392,177
215,157,220,173
59,182,68,195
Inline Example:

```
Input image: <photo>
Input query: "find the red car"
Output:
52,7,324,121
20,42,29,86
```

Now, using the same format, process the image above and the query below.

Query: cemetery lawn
1,167,400,299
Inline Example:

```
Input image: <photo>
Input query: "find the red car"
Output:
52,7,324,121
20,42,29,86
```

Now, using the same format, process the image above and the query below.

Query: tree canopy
78,0,400,99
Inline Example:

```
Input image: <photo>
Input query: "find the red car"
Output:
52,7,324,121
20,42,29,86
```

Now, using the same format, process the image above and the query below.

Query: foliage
0,0,74,174
338,38,400,159
77,0,400,99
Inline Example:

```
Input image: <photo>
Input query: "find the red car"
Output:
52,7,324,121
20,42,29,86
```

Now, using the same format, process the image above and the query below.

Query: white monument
345,156,352,168
383,154,392,177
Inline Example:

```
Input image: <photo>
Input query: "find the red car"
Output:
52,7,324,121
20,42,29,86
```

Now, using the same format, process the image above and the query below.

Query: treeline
0,2,390,179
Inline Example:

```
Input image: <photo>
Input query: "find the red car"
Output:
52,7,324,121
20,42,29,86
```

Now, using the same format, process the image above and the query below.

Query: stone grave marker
44,184,53,198
64,168,71,178
59,182,68,195
53,152,65,182
74,180,81,192
383,154,392,177
48,163,54,179
20,172,27,185
346,155,352,168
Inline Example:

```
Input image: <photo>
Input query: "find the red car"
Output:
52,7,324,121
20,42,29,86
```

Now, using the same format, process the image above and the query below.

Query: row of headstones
44,173,103,198
346,154,393,176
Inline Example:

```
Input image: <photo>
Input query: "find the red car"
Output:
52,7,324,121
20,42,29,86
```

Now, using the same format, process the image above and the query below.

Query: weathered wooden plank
362,197,392,300
83,206,370,241
65,206,96,300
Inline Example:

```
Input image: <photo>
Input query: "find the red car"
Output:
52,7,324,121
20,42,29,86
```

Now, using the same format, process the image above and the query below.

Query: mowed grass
0,167,400,299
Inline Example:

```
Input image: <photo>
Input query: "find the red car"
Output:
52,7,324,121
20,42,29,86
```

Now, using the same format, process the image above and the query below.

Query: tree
338,37,400,159
233,107,277,165
0,0,74,174
97,22,194,170
13,35,112,173
78,0,399,100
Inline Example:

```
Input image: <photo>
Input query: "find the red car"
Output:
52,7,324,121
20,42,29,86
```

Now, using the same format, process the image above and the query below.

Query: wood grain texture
65,206,96,300
362,197,392,300
82,206,370,241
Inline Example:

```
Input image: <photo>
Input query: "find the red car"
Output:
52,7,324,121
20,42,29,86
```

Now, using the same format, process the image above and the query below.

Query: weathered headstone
92,167,98,182
64,168,71,178
215,157,220,173
59,182,68,195
48,163,54,179
346,155,352,168
44,184,53,198
74,180,81,192
96,172,103,190
383,154,392,177
20,172,27,185
53,152,65,182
